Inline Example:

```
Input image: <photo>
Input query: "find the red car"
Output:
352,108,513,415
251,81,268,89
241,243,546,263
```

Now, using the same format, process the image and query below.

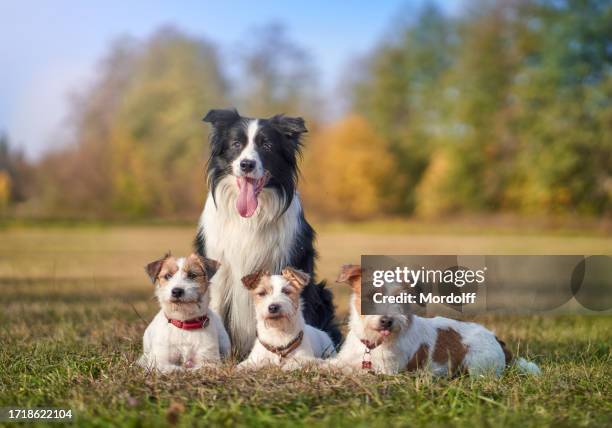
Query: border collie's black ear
203,108,240,127
270,115,307,138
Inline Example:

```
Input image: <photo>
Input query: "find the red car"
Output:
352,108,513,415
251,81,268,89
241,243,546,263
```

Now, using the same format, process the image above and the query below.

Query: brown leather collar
257,330,304,359
360,337,384,350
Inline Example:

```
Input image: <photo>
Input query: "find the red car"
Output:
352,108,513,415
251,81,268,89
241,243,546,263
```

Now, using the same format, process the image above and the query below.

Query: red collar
166,314,209,330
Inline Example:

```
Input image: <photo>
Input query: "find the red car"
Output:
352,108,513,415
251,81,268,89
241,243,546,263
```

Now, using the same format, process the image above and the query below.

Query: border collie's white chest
198,176,302,355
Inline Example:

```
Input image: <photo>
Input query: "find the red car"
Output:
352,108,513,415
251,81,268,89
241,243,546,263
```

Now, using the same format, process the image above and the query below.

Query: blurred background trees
301,115,397,219
32,27,229,219
1,0,610,221
238,24,321,121
351,0,611,219
0,134,33,212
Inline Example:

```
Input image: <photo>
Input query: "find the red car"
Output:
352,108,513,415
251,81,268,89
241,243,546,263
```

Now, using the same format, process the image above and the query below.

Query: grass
0,224,611,427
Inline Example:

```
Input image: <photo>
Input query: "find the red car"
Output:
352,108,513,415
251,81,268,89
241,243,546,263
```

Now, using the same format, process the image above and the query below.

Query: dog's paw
320,359,359,374
156,364,181,374
236,362,250,371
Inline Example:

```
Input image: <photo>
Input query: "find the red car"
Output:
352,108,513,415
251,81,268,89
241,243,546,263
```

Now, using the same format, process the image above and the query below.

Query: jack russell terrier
237,267,336,370
331,264,540,376
138,252,230,373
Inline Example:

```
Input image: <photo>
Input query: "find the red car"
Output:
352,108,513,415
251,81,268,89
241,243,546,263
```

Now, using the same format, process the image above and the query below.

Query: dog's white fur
199,175,302,356
331,266,541,376
138,256,230,373
230,119,265,178
238,271,335,370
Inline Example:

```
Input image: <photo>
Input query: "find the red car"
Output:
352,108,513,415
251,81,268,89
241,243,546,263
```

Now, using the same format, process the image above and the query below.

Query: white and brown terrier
138,252,231,373
237,267,336,370
332,265,540,376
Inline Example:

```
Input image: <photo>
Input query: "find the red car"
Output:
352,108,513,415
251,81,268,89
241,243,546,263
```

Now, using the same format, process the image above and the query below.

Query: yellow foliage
0,171,10,210
414,149,454,218
109,126,152,216
301,115,396,220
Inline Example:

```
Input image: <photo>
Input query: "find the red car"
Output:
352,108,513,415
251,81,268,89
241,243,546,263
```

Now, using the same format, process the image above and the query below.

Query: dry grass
0,224,610,427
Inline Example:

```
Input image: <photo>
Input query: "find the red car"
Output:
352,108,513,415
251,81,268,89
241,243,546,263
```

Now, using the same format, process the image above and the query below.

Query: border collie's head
203,108,307,218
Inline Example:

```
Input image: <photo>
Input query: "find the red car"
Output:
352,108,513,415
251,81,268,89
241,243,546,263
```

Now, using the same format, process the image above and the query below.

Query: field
0,224,611,427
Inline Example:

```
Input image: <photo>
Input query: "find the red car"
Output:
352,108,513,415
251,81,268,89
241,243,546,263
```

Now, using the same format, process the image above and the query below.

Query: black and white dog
195,108,340,357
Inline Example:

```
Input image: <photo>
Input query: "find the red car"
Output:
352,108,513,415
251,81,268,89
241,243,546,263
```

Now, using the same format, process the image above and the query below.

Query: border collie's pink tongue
236,177,258,217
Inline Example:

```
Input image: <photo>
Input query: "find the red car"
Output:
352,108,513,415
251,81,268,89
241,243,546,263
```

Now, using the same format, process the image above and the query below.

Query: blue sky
0,0,461,158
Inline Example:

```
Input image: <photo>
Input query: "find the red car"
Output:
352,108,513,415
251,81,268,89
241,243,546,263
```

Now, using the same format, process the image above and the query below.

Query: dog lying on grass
331,264,541,376
138,252,230,373
237,267,336,370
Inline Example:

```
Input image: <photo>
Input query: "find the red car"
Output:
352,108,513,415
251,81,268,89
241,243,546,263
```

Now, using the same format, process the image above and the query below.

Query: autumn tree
508,0,612,215
301,115,396,219
0,133,33,213
354,0,611,218
352,4,455,213
416,0,522,216
108,27,228,217
38,27,228,218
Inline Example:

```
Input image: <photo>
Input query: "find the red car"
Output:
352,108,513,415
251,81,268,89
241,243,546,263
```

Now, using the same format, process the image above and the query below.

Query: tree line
1,0,610,220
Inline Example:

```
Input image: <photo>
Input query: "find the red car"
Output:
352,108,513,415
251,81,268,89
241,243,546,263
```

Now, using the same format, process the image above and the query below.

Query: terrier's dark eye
163,273,173,281
187,272,197,280
282,287,291,295
257,290,267,297
231,140,242,150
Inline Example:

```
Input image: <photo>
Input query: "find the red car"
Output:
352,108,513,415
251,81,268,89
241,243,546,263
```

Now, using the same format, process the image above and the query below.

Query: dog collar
360,338,384,370
166,314,209,330
257,330,304,360
360,338,384,350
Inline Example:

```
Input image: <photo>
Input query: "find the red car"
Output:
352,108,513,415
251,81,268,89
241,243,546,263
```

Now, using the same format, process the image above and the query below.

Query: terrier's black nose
379,316,393,329
268,304,280,314
240,159,256,173
171,288,184,298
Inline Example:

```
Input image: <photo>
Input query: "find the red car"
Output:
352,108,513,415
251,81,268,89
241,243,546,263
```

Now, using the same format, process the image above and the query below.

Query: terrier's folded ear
195,254,220,280
281,267,310,290
241,270,268,290
336,264,362,288
145,252,171,284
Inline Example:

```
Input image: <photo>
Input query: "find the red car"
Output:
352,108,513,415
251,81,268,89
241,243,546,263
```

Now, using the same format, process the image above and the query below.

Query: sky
0,0,462,159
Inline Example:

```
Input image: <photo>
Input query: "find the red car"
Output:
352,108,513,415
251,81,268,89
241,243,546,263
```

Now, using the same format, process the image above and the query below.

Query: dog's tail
496,336,541,375
514,357,541,375
302,280,342,346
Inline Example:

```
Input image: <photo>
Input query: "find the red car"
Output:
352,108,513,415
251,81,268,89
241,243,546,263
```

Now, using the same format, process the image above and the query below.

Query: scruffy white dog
138,252,230,373
331,265,541,376
237,267,336,370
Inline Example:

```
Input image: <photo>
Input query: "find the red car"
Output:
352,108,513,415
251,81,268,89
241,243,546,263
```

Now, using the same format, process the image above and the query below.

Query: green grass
0,225,610,427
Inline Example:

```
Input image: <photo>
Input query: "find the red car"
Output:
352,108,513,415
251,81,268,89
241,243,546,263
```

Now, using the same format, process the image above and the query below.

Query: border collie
195,108,340,357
